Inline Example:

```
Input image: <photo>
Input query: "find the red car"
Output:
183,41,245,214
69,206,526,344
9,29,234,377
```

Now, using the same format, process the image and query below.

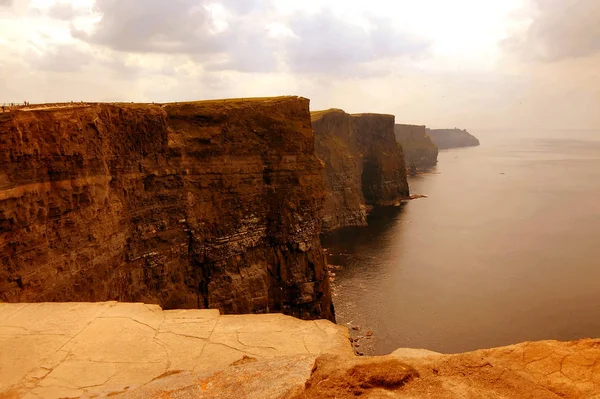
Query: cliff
0,97,334,321
2,302,598,399
427,128,480,149
311,109,368,232
394,124,438,172
312,109,409,232
351,114,410,206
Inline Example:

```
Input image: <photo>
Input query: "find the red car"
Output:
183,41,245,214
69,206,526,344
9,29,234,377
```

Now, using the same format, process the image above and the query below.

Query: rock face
2,302,598,399
312,109,409,232
0,97,333,321
311,110,368,232
427,128,480,149
394,124,438,171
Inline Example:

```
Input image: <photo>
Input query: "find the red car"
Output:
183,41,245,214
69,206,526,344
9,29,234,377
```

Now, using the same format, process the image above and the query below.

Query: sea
323,129,600,355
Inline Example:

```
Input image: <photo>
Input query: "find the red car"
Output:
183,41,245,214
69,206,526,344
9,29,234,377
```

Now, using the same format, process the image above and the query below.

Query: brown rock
312,109,409,232
427,127,480,149
394,123,438,172
0,97,334,321
352,113,409,206
293,339,600,398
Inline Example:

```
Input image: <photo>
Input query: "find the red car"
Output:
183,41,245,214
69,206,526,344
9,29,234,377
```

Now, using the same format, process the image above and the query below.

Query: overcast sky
0,0,598,129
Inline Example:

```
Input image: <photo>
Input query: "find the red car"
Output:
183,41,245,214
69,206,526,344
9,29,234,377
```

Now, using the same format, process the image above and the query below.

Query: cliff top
310,109,396,123
351,112,395,118
395,123,426,128
1,96,308,114
310,108,347,122
427,127,470,132
163,95,307,108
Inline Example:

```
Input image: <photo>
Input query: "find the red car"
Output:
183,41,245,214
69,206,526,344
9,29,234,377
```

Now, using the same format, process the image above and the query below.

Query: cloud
69,0,429,76
26,44,92,72
70,0,281,72
505,0,600,61
72,0,221,54
284,10,430,76
46,2,78,20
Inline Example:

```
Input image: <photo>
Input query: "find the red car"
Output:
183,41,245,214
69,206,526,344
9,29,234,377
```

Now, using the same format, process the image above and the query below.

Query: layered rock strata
0,97,333,320
394,123,438,171
427,127,480,149
312,109,409,232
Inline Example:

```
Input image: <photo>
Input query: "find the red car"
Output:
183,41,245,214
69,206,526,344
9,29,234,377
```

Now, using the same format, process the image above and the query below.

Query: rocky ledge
427,128,480,149
0,97,333,320
312,109,409,232
1,302,598,399
394,123,438,172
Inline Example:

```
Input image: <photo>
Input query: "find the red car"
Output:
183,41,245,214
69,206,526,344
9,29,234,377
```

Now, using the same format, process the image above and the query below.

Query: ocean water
323,129,600,355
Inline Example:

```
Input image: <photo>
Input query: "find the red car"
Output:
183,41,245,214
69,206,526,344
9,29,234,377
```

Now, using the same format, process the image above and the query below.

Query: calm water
323,130,600,355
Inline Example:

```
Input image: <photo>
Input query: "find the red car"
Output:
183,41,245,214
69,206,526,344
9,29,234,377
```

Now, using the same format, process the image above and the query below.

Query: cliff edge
0,97,333,321
427,128,480,149
394,123,438,171
312,109,409,232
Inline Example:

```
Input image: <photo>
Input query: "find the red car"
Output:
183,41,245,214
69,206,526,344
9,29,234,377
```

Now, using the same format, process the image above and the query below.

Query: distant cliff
427,128,480,149
312,109,368,231
394,124,438,172
312,109,409,232
0,97,334,321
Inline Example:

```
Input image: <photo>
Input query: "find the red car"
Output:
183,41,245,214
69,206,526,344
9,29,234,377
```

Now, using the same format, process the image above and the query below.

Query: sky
0,0,598,129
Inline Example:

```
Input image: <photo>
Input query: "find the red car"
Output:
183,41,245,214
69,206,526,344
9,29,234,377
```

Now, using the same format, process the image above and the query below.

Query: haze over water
324,129,600,355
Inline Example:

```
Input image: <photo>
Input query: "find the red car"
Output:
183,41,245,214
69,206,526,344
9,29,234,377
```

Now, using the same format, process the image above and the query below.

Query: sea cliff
394,123,438,171
427,128,480,149
0,97,334,321
312,109,409,232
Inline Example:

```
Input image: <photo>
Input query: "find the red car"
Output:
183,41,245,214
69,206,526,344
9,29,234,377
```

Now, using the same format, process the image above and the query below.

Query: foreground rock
295,341,600,398
1,302,598,398
0,302,350,398
312,109,409,232
0,97,333,320
116,339,600,398
394,124,438,172
427,127,480,149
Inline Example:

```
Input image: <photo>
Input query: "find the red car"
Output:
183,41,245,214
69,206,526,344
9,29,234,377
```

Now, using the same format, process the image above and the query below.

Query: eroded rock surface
394,124,438,172
293,340,600,398
0,97,333,320
427,127,480,149
137,339,600,398
312,109,409,232
0,302,351,399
